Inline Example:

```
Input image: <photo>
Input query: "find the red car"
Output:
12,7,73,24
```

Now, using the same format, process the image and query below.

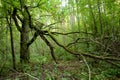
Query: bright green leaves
12,0,20,8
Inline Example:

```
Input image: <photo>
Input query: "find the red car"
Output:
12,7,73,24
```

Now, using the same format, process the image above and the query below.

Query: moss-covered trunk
20,0,30,63
20,21,30,63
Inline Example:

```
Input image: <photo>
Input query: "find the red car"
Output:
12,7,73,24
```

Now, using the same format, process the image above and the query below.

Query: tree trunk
20,22,30,63
20,0,30,63
6,16,16,69
10,24,16,69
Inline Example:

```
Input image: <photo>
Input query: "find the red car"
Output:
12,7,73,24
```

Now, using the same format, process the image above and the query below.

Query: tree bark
9,22,16,69
6,16,16,69
20,0,30,63
20,21,30,63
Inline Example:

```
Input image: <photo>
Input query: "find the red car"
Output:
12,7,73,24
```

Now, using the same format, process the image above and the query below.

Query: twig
66,38,81,47
10,69,39,80
51,31,93,35
43,21,60,29
80,54,91,80
90,38,112,51
24,73,39,80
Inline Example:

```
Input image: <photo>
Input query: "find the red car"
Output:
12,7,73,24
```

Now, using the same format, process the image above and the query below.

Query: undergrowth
0,52,120,80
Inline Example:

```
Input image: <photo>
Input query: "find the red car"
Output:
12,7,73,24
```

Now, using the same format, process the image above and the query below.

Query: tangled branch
48,31,120,62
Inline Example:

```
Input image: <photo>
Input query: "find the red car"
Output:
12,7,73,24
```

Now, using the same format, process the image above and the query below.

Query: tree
11,0,31,63
0,0,120,68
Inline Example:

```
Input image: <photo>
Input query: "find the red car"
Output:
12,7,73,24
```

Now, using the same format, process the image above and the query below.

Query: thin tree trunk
88,0,97,37
97,0,103,35
75,0,80,32
83,17,89,49
9,23,16,69
6,16,16,69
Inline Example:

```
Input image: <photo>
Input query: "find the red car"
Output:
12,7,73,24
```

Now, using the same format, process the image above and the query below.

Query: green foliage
103,68,120,77
0,0,120,79
80,72,88,80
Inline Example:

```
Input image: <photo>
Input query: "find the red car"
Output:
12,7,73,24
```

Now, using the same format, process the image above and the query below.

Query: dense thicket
0,0,120,80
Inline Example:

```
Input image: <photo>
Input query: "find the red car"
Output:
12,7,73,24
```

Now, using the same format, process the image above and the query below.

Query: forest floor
0,60,84,80
0,59,120,80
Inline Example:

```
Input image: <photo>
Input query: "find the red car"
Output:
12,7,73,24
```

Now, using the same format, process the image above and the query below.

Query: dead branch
51,31,93,35
27,32,39,47
21,5,120,64
16,14,23,23
12,8,22,32
48,31,120,62
39,34,57,63
66,38,81,47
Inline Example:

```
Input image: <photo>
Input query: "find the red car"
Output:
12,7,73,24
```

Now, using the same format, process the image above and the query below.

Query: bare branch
43,22,61,29
27,32,38,47
80,54,91,80
29,1,47,9
48,31,120,61
66,38,81,47
12,8,22,32
51,31,93,35
24,73,39,80
16,14,23,22
39,34,57,63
